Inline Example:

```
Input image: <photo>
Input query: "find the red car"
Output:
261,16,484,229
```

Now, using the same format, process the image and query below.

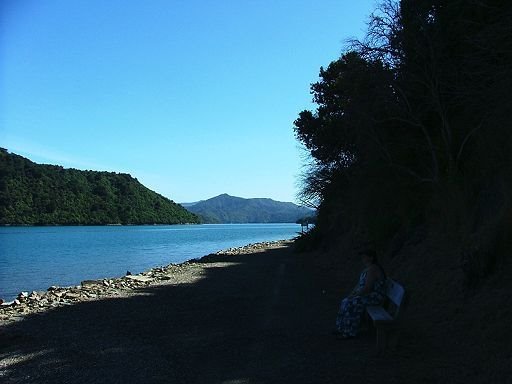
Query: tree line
294,0,512,284
0,149,200,225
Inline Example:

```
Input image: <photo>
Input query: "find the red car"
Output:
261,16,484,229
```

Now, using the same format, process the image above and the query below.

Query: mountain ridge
183,193,315,224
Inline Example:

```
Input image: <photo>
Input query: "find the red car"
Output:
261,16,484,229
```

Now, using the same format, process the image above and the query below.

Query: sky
1,0,376,203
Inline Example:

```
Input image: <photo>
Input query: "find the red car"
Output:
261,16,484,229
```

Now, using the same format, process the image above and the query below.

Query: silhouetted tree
295,0,512,269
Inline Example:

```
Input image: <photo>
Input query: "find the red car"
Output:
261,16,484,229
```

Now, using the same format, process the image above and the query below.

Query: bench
366,278,406,352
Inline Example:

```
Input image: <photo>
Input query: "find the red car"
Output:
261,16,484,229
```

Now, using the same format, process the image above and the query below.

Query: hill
0,149,200,225
184,193,314,223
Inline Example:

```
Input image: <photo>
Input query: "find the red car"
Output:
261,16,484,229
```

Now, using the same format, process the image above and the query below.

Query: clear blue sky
1,0,376,203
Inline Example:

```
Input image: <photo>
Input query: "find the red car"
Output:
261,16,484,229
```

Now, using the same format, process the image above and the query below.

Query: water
0,224,301,301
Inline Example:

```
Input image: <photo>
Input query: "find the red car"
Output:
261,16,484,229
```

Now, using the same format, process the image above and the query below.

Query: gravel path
1,242,430,383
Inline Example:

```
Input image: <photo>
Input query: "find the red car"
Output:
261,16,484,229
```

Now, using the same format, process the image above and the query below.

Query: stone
64,292,81,299
125,275,152,283
81,280,102,287
28,292,40,300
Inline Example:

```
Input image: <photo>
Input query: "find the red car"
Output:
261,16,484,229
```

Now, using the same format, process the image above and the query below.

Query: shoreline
0,239,293,325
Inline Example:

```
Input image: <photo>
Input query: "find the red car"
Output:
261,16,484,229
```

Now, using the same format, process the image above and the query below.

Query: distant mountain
0,149,200,225
184,193,315,223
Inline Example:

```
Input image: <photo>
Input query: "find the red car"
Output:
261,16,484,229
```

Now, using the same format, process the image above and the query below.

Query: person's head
359,249,377,267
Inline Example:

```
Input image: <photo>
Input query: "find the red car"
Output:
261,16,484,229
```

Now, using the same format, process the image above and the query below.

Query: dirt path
1,244,439,383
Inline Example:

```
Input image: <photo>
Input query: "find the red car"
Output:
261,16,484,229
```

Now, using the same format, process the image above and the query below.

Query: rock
28,291,40,300
81,280,102,287
64,292,81,299
125,275,152,283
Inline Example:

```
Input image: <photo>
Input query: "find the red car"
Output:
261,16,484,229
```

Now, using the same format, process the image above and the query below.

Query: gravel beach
0,240,292,326
1,239,507,383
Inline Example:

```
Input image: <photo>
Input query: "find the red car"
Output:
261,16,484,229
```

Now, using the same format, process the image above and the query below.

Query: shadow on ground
1,247,422,384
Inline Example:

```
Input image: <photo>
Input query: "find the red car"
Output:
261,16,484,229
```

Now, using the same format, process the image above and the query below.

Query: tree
295,0,512,281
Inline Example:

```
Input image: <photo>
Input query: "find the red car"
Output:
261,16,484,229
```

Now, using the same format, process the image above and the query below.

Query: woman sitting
334,249,386,339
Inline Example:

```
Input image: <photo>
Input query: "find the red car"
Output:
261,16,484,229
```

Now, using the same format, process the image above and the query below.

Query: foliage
0,149,200,225
294,0,512,281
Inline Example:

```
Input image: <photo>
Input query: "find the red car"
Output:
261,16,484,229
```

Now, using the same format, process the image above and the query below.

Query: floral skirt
335,294,382,337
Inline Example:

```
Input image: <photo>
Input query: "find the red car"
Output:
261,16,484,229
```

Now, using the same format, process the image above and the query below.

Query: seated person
334,249,386,339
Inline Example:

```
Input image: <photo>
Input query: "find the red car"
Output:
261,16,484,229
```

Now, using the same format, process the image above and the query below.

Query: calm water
0,224,301,301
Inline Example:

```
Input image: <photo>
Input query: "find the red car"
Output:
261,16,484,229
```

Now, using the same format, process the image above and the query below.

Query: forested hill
0,149,200,225
184,194,314,223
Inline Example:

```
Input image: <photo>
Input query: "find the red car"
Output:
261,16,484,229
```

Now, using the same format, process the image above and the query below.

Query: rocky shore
0,239,292,325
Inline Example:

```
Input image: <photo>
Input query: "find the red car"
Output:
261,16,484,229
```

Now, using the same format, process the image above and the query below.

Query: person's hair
360,249,377,262
359,249,386,278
